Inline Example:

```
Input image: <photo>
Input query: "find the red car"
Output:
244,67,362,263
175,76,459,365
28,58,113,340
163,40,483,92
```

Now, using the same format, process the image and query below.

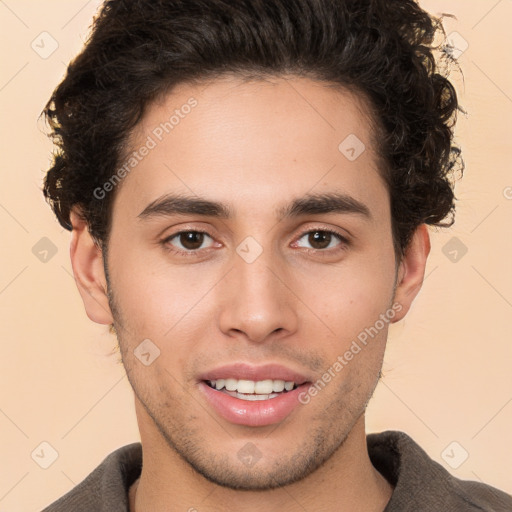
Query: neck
129,410,392,512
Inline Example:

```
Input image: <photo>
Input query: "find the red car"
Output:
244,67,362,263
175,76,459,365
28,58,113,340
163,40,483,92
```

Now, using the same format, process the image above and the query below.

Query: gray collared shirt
42,431,512,511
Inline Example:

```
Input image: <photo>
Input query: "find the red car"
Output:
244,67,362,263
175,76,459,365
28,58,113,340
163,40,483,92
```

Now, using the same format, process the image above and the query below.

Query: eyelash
161,227,350,258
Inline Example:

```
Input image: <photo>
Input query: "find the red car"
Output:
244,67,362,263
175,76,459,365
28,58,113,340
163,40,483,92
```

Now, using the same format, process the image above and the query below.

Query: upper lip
198,363,312,385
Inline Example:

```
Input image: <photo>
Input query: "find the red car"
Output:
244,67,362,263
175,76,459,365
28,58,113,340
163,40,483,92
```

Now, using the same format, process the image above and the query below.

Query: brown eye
180,232,205,250
295,230,344,250
167,231,213,251
308,231,332,249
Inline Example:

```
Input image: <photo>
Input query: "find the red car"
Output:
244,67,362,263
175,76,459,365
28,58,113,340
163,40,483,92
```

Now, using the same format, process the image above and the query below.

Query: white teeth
225,378,238,391
235,391,279,401
284,381,294,391
208,378,297,394
254,379,273,394
272,380,285,392
237,380,255,394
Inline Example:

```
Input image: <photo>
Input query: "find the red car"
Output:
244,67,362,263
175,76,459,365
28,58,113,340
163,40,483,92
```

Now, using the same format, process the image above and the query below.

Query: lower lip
199,382,308,427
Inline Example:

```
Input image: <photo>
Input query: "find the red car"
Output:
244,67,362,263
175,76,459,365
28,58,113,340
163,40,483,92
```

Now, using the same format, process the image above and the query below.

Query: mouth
198,364,312,427
204,378,300,401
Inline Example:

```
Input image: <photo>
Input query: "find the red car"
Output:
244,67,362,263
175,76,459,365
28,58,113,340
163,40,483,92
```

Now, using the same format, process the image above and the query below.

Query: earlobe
391,224,431,323
69,210,114,325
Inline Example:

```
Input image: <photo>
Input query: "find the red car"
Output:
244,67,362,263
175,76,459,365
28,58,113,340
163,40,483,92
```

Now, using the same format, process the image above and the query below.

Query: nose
217,252,299,344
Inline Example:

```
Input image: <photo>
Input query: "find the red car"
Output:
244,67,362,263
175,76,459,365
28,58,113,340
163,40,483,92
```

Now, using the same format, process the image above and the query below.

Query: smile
205,378,298,401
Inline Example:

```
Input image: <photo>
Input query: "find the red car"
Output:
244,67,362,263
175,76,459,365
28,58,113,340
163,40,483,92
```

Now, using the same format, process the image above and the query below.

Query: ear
391,224,431,323
69,209,114,325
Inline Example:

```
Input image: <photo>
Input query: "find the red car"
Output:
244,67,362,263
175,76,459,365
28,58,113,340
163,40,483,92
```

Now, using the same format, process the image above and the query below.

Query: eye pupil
308,231,331,249
180,232,204,250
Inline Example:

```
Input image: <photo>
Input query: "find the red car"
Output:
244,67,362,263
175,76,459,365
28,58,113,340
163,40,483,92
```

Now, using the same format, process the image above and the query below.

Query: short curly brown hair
42,0,462,256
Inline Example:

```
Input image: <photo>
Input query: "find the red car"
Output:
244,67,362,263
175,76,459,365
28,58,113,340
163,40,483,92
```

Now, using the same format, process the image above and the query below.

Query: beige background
0,1,511,510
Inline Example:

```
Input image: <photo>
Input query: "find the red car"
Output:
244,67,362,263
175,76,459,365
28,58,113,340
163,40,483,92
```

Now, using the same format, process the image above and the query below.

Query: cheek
292,252,396,341
108,239,220,336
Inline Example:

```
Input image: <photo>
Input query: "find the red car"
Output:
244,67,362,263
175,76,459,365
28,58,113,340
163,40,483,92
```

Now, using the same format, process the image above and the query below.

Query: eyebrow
278,192,371,220
137,192,371,221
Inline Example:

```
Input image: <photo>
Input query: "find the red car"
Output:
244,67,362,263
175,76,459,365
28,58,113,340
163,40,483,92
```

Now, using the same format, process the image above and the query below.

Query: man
41,0,512,510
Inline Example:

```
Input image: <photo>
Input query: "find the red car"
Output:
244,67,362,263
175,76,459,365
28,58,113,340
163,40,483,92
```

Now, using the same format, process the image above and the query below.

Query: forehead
113,75,387,220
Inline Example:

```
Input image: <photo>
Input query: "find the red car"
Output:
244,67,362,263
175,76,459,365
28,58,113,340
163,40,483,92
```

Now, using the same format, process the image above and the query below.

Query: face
83,75,419,490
